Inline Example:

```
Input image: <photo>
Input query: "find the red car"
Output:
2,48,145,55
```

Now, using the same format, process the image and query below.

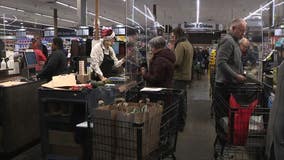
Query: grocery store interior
0,0,284,160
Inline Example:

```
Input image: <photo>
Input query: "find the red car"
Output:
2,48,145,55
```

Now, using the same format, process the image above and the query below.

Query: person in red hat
90,29,125,81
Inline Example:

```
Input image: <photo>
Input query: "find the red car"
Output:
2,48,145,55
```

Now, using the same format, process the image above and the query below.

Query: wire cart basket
213,82,270,160
91,88,184,160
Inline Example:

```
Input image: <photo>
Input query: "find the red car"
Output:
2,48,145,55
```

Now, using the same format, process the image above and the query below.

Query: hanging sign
183,22,223,31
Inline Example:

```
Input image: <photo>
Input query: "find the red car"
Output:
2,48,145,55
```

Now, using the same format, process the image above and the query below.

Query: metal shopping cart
91,88,184,160
213,82,270,160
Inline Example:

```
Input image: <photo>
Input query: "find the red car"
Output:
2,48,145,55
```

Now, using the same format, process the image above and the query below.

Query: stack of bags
93,99,163,160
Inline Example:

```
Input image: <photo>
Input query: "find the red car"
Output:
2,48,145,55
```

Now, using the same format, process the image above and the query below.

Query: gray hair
148,36,166,49
230,18,247,31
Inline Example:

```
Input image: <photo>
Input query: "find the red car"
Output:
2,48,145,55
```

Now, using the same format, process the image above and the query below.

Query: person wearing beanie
90,29,125,81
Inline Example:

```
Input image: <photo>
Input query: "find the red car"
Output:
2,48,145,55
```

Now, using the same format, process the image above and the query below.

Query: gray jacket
215,34,243,83
266,61,284,160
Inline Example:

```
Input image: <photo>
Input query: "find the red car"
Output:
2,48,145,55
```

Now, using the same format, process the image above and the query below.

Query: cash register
23,49,37,79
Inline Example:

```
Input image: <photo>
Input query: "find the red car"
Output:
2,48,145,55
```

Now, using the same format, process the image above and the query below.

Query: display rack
15,37,33,51
2,39,15,51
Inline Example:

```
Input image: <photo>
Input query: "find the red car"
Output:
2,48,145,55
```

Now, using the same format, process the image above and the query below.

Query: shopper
37,37,67,81
31,38,47,71
266,53,284,160
124,41,145,81
240,37,257,66
171,27,193,131
141,36,175,88
90,29,125,81
213,18,247,130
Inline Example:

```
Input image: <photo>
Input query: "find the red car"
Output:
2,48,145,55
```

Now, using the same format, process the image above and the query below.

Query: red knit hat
101,29,115,40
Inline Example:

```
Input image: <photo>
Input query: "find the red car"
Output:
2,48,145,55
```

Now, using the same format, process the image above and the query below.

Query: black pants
174,80,189,131
212,82,231,136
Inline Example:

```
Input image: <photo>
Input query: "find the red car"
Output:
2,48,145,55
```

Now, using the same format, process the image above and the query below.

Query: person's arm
37,53,58,79
142,58,166,84
37,49,47,62
110,47,125,68
174,43,184,68
217,39,242,80
90,45,104,78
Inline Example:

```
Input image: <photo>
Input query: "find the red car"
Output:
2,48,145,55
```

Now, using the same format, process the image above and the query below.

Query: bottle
8,57,15,74
87,65,92,75
1,58,6,69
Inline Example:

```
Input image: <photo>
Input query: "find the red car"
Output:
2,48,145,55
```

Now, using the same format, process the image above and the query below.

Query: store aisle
175,74,216,160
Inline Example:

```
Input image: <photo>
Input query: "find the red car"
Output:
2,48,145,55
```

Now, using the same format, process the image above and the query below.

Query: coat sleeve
143,58,166,84
174,43,184,68
90,44,104,77
37,54,58,79
37,50,47,62
109,47,125,68
217,39,239,79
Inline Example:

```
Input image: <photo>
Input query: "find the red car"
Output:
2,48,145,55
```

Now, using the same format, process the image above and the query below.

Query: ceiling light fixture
99,16,123,25
0,4,76,24
17,9,24,12
196,0,200,24
126,17,143,30
244,1,273,20
0,5,16,11
0,28,16,31
275,1,284,6
59,18,76,23
0,23,43,31
57,1,123,25
56,0,163,28
146,6,155,20
134,6,155,21
56,1,69,7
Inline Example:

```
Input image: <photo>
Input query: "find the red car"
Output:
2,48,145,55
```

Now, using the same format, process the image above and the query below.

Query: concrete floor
175,74,216,160
11,74,215,160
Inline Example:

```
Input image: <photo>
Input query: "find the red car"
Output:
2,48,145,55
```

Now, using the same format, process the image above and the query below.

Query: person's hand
101,76,108,82
236,74,246,82
167,42,174,50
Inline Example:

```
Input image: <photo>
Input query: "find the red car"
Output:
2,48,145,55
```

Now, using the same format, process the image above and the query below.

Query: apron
100,49,115,77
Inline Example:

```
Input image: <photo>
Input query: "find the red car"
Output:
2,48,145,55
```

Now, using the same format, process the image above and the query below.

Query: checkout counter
0,77,43,157
37,74,137,160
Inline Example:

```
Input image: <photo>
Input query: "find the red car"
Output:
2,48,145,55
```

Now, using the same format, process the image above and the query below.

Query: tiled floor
12,74,215,160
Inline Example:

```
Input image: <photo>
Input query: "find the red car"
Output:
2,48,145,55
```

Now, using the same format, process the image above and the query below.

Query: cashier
90,29,125,81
